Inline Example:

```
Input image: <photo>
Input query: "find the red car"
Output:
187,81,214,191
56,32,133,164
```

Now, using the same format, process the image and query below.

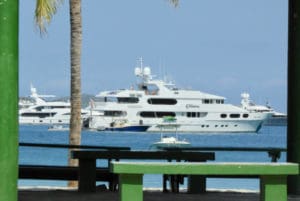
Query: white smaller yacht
240,92,287,126
19,85,90,125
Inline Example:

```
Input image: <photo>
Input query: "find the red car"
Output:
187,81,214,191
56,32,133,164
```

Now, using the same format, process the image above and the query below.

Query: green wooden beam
287,0,300,195
111,162,299,175
0,0,19,201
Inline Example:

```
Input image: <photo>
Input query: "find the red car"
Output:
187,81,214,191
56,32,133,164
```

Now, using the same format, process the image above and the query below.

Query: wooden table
71,150,215,192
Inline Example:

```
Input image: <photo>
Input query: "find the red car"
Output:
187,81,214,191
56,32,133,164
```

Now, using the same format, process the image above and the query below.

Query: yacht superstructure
19,85,90,125
240,92,287,126
87,59,270,133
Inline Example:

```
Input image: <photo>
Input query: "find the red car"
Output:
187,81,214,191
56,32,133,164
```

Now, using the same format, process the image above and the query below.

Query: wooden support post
287,0,300,195
119,174,143,201
78,159,96,192
0,0,19,201
188,175,206,194
260,176,287,201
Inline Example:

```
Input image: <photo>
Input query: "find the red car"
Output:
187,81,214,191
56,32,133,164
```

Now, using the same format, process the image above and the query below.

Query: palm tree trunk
68,0,82,187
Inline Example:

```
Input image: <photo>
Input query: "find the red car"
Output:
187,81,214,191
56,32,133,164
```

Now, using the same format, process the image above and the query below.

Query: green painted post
287,0,300,195
0,0,19,201
261,176,287,201
119,174,143,201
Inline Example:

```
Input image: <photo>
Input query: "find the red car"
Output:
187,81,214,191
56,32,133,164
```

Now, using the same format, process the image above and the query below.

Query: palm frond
35,0,64,35
169,0,179,7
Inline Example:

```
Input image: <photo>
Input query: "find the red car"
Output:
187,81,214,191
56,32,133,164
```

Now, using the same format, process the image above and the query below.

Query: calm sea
18,125,287,191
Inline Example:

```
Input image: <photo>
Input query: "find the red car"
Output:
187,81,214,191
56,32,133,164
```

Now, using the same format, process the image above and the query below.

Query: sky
19,0,288,113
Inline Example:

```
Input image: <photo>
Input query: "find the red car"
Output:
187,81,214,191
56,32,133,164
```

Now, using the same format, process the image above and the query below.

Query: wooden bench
110,162,299,201
71,150,215,192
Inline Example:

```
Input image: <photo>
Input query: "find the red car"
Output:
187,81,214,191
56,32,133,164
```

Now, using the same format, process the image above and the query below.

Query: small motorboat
150,136,191,150
150,116,191,149
48,125,69,131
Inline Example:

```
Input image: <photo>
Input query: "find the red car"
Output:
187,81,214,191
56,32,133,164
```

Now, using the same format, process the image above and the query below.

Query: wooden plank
163,147,286,162
19,165,112,181
72,150,215,161
110,162,299,175
163,147,286,152
19,142,130,150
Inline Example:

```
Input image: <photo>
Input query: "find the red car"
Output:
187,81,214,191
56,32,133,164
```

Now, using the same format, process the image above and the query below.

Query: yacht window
230,114,240,118
140,111,176,118
147,98,177,105
199,112,208,117
216,99,224,104
93,97,106,102
140,84,159,95
106,97,118,102
243,114,249,118
104,110,127,117
203,99,213,104
21,112,57,118
117,97,139,103
187,112,207,118
35,106,44,111
51,106,70,109
220,114,227,118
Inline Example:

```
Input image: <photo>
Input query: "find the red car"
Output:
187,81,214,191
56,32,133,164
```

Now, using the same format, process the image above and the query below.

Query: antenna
139,57,143,69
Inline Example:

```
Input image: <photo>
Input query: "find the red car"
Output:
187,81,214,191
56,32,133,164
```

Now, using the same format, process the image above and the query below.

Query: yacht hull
105,125,150,132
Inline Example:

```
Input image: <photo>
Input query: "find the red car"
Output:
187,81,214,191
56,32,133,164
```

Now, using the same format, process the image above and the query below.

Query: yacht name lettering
186,104,200,109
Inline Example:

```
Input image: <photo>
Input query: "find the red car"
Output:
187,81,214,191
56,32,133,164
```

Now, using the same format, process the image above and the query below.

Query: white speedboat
48,125,69,131
150,136,191,149
240,93,287,126
19,85,90,125
87,58,270,133
150,117,191,149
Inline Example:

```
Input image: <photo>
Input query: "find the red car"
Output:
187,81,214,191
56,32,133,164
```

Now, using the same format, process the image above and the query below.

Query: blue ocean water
18,125,287,190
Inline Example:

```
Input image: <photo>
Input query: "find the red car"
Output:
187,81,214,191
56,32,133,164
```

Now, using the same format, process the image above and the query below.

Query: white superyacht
87,59,270,133
19,85,90,125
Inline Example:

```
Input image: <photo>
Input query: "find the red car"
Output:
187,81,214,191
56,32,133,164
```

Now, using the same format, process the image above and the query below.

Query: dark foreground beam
287,0,300,195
